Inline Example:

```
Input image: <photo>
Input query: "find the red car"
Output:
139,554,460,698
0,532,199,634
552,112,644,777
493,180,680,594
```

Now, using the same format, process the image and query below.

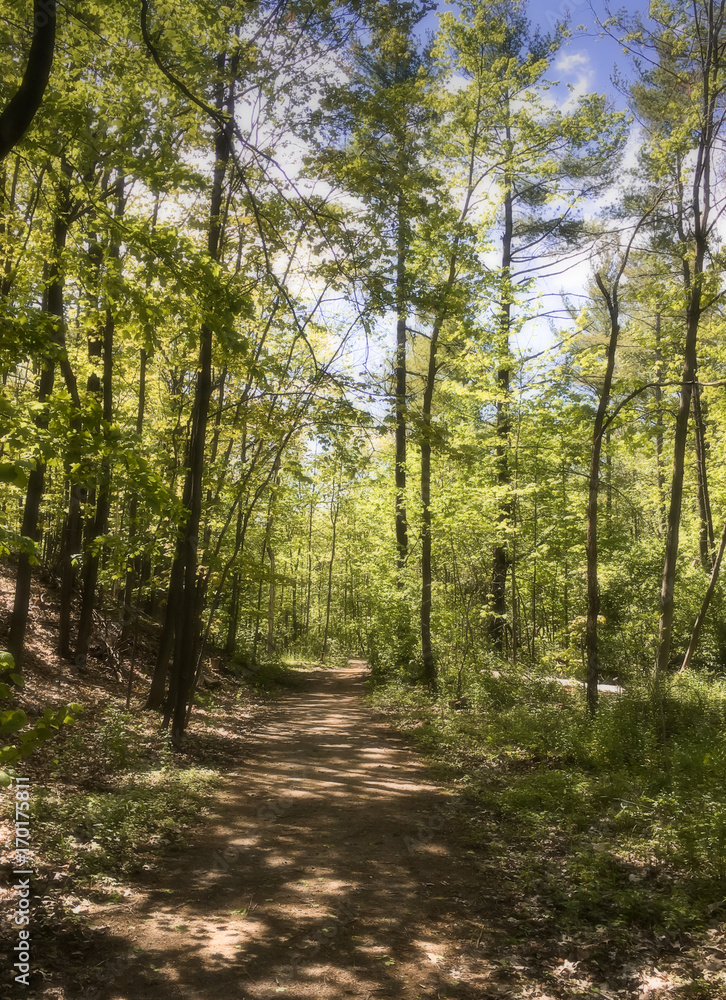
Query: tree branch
0,0,57,160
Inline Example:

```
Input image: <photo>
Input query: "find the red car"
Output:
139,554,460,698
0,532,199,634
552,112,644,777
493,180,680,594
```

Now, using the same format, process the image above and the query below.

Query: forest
2,0,726,997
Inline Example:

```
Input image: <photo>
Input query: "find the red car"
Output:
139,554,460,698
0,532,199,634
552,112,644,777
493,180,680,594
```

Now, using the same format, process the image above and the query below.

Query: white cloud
555,51,591,74
554,49,595,103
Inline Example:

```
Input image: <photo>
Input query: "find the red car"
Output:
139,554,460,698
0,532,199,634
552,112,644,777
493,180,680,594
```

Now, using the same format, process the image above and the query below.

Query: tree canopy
1,0,726,738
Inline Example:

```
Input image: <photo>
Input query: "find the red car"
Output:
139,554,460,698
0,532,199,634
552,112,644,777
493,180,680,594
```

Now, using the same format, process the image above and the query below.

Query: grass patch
33,766,216,878
369,667,726,935
3,704,222,886
231,657,306,693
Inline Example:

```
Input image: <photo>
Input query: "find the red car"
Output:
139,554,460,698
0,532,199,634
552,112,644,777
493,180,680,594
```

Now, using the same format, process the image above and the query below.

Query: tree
312,1,437,584
623,0,726,674
0,0,57,160
437,0,625,657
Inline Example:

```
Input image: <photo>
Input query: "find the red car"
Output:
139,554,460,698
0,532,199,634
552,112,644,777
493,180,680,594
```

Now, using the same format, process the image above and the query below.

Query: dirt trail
85,665,498,1000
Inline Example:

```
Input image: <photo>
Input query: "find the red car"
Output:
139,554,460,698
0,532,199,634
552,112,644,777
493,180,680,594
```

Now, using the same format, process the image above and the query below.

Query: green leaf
0,709,28,734
0,463,29,488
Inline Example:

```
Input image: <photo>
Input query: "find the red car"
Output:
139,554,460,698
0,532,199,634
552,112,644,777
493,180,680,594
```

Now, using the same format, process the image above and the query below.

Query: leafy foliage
0,652,81,786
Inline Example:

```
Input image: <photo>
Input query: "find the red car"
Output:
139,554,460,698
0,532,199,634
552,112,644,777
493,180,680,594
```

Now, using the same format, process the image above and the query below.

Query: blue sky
419,0,650,109
536,0,649,109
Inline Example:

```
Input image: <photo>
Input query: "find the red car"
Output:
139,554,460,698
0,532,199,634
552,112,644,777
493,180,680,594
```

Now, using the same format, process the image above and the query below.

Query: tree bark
9,208,67,667
656,0,721,677
0,0,57,160
657,261,704,675
654,313,666,535
76,177,124,664
394,193,409,573
692,380,714,569
586,273,623,715
321,490,339,663
680,516,726,672
267,545,276,655
489,155,513,654
167,54,234,742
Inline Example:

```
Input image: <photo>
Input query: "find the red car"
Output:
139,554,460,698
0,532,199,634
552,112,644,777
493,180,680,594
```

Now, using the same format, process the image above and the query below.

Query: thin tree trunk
489,169,513,654
656,5,718,675
305,490,314,633
586,272,623,715
224,502,245,656
167,54,234,743
121,346,147,645
657,280,703,675
7,357,54,669
253,495,276,665
76,177,124,664
145,553,182,710
394,193,409,573
418,125,480,688
9,209,67,667
654,313,666,535
692,381,714,569
680,516,726,672
419,360,436,686
321,491,339,663
267,545,276,654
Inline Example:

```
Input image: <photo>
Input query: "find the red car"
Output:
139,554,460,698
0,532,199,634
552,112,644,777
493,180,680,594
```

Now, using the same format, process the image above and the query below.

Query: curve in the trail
90,666,498,1000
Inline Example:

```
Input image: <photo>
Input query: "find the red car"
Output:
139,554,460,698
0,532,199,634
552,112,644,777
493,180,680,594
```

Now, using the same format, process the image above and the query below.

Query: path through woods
82,665,512,999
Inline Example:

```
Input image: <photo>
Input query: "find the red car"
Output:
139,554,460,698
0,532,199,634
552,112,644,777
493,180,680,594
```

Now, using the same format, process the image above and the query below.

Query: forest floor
55,663,532,1000
0,566,724,999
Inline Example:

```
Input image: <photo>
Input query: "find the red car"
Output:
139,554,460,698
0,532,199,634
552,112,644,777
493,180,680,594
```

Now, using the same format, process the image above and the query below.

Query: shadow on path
74,666,506,1000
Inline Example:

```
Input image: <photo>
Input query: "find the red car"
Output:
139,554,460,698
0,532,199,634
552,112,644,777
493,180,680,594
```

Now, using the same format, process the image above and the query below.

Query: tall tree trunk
418,112,480,687
224,502,245,656
266,546,276,654
76,177,124,664
321,491,339,663
654,312,666,535
489,159,513,654
586,272,623,715
657,265,705,675
253,507,274,665
305,488,314,633
656,2,720,676
167,55,233,743
692,381,714,569
420,369,436,687
145,552,181,710
394,193,409,573
123,194,157,647
8,209,67,667
680,516,726,672
7,348,54,670
121,346,147,645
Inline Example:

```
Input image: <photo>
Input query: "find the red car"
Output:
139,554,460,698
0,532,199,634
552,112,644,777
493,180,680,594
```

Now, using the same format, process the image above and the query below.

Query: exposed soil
50,663,507,1000
0,561,723,1000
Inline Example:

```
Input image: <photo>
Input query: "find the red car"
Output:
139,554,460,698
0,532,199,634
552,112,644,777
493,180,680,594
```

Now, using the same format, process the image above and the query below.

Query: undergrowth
2,705,221,887
369,665,726,936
